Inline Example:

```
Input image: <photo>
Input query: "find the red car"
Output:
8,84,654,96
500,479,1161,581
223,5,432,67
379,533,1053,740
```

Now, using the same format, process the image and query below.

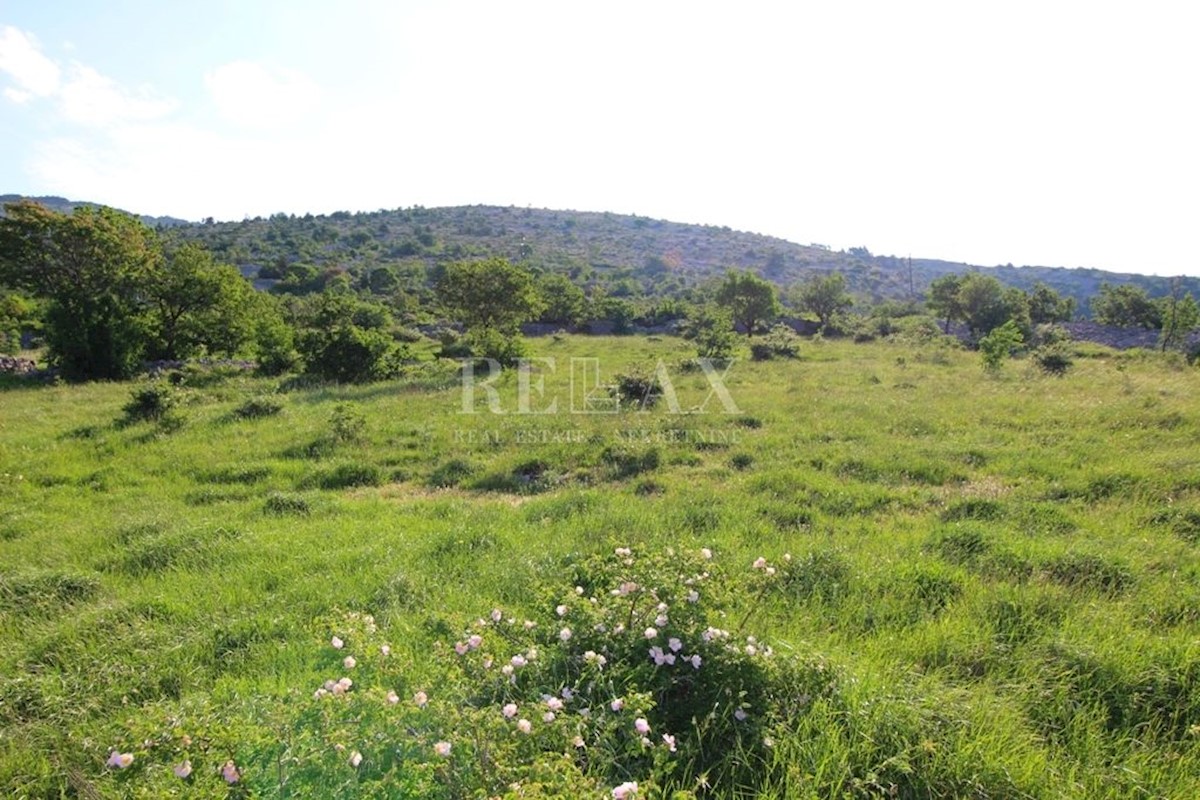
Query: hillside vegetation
2,336,1199,797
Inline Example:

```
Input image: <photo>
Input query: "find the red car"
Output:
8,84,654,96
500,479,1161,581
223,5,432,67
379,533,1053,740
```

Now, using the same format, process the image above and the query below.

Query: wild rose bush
100,549,835,798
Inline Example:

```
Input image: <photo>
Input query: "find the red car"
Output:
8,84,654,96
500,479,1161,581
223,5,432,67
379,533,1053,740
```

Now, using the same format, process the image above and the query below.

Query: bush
312,462,384,490
1033,344,1073,376
121,382,178,424
300,325,408,383
329,404,366,444
232,395,284,420
601,445,660,479
979,320,1025,371
613,370,661,409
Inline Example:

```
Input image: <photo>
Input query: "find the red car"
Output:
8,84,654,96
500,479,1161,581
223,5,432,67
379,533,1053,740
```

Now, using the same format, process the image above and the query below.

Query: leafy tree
1158,279,1200,352
1091,283,1161,329
145,242,257,360
0,200,160,380
0,291,39,353
680,304,736,359
537,273,586,326
715,269,781,336
957,273,1010,338
979,320,1025,372
926,274,964,333
297,293,406,383
1027,282,1076,325
792,272,852,332
435,257,544,335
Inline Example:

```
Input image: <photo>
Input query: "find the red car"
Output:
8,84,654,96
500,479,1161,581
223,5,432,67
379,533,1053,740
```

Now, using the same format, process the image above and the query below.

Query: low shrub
232,396,284,420
121,382,178,424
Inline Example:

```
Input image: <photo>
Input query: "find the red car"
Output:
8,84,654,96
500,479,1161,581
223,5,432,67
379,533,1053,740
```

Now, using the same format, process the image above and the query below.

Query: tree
297,292,406,383
1091,283,1161,329
926,274,963,333
979,320,1025,372
792,272,852,332
715,269,781,336
680,304,736,359
0,200,160,380
1027,282,1076,325
957,273,1010,338
1158,278,1200,352
145,242,257,360
434,258,544,335
537,273,586,326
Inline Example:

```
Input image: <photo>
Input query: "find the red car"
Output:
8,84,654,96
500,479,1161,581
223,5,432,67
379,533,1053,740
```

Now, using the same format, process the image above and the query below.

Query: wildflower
331,636,344,649
349,751,362,767
483,657,494,668
644,627,658,639
546,697,564,712
689,654,702,669
413,691,428,707
649,646,668,666
434,741,452,757
668,637,683,652
687,590,700,603
343,655,357,669
734,708,748,721
765,566,776,576
173,760,192,779
543,711,556,722
753,557,767,570
783,553,792,562
613,623,625,635
640,736,651,747
501,664,514,677
511,654,527,668
611,698,625,711
503,702,518,718
463,634,481,650
380,644,391,656
556,604,568,617
559,627,572,642
386,690,399,704
106,751,134,769
221,760,240,783
700,547,713,559
524,619,536,630
517,719,532,734
575,585,585,595
654,613,668,627
454,641,469,656
612,780,639,799
663,734,677,752
617,581,638,596
745,644,758,656
314,688,328,699
634,718,651,734
491,608,502,623
573,735,585,748
561,686,574,700
615,547,631,557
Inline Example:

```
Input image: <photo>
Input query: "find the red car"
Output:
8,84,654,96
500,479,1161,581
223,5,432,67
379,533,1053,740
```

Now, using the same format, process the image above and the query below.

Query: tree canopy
715,269,781,336
792,272,852,331
434,257,544,335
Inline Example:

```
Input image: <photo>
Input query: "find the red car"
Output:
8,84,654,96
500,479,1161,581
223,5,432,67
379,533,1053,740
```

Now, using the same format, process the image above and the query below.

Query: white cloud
205,61,321,129
4,86,31,104
57,64,176,126
0,26,61,98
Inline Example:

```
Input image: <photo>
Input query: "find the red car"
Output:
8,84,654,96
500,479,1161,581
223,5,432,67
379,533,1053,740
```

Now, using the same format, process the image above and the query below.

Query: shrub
429,458,475,488
121,382,178,424
329,404,366,444
613,370,661,409
232,395,283,420
601,445,660,479
312,462,384,490
979,320,1025,371
1033,344,1073,376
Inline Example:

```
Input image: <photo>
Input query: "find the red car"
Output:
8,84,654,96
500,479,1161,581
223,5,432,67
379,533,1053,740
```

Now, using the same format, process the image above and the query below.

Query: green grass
1,335,1199,797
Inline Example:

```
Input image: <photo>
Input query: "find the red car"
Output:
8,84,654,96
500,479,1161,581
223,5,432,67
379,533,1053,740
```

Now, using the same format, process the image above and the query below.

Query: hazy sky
1,1,1196,275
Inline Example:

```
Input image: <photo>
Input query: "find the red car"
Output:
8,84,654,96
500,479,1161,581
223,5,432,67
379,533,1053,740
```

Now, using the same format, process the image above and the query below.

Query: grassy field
1,335,1198,798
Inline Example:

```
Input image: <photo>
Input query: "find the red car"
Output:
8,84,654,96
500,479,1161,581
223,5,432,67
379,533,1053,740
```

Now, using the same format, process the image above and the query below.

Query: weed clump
121,382,178,424
232,395,283,420
264,491,312,516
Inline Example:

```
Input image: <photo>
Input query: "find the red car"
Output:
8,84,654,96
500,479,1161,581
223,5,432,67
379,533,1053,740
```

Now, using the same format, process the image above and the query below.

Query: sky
1,0,1197,276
